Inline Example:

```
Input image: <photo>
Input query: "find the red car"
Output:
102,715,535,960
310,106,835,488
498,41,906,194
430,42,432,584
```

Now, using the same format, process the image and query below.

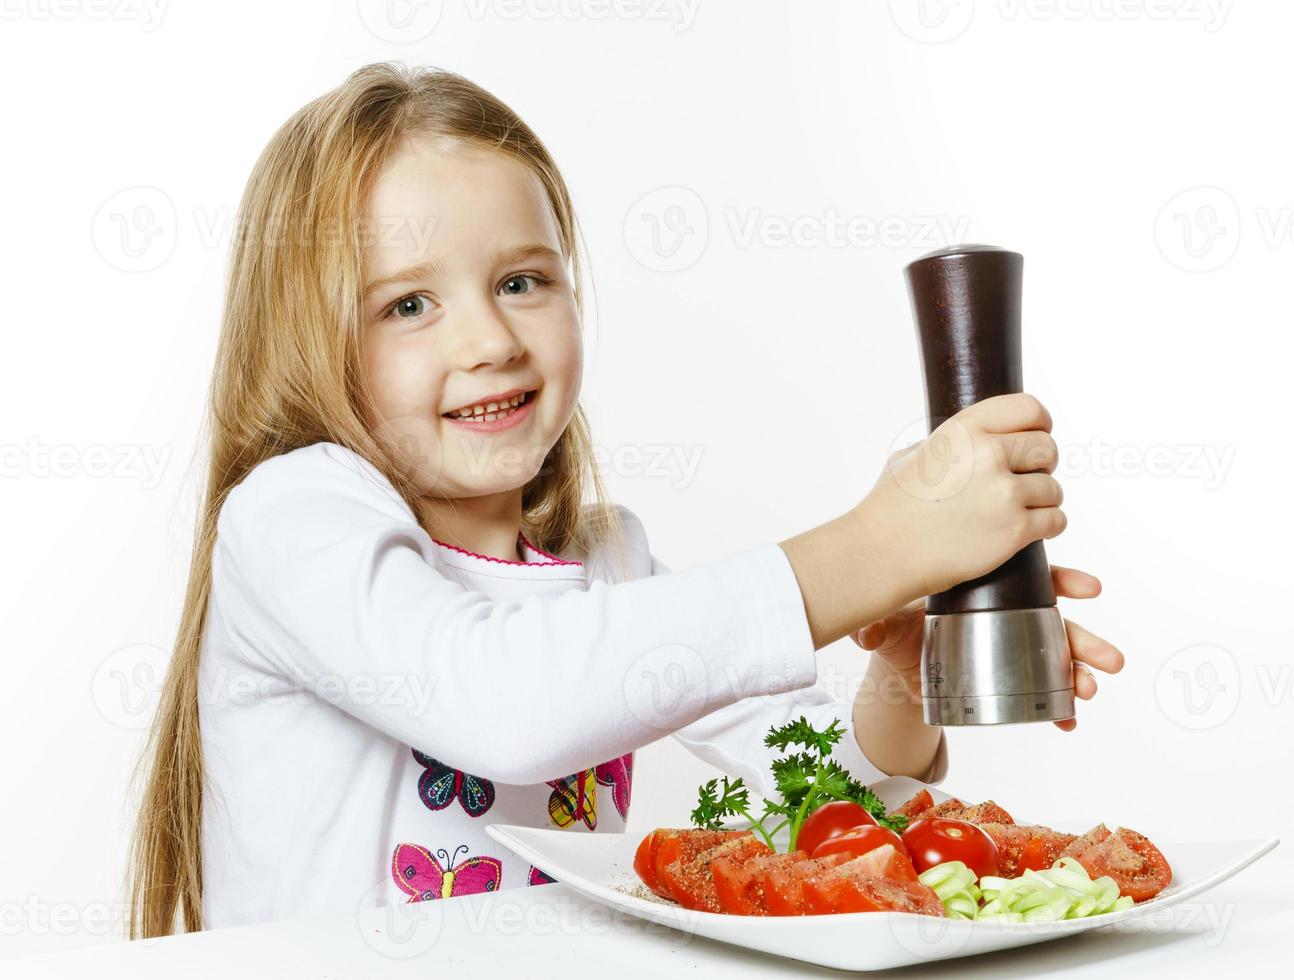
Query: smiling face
359,137,582,502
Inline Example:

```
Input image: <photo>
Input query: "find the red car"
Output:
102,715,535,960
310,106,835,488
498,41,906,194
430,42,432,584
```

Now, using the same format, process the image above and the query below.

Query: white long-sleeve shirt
198,441,946,927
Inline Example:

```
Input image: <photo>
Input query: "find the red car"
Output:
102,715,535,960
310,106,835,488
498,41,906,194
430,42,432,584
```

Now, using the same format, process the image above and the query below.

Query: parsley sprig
690,717,909,851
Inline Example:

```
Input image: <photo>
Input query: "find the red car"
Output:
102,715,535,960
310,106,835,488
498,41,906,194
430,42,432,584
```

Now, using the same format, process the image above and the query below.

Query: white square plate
487,776,1279,972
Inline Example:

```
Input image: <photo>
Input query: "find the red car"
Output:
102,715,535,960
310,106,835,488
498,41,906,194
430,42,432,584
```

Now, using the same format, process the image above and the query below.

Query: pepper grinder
904,244,1075,726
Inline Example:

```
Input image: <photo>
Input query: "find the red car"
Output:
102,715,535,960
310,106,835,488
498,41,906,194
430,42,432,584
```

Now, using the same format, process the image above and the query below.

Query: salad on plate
632,717,1172,920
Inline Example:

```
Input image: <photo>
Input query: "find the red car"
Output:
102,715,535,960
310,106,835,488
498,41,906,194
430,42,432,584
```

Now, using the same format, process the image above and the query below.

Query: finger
877,606,924,653
962,392,1053,435
1074,663,1097,700
855,600,924,650
1023,506,1067,542
1052,565,1101,599
997,430,1059,474
1064,619,1126,674
1015,472,1064,508
854,599,923,647
855,621,885,649
1053,717,1077,732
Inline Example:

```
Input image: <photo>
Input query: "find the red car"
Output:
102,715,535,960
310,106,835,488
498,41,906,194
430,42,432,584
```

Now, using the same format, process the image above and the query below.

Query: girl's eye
498,273,550,296
388,294,433,320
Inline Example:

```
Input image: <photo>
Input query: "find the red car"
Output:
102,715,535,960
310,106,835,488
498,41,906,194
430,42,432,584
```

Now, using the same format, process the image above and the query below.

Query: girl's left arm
671,563,1126,798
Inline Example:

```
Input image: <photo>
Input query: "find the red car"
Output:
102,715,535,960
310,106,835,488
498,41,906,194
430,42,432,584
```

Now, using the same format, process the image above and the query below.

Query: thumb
853,620,887,650
853,599,925,651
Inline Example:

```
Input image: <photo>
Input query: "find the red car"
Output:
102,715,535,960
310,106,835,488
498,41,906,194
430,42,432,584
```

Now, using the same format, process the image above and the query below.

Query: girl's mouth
441,389,537,434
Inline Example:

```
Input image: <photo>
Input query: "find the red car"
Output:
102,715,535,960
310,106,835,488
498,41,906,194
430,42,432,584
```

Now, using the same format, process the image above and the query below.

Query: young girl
129,62,1123,936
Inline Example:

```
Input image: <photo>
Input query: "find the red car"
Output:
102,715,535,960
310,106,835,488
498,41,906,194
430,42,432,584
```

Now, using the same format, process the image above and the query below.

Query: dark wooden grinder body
904,245,1057,615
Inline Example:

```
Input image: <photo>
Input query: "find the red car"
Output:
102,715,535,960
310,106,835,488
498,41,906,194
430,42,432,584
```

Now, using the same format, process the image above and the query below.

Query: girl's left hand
851,565,1125,731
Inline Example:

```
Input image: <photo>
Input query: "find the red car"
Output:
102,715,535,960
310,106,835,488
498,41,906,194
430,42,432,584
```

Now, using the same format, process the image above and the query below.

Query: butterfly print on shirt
595,752,632,821
528,865,556,886
546,769,597,830
545,752,633,830
413,749,496,818
392,843,503,902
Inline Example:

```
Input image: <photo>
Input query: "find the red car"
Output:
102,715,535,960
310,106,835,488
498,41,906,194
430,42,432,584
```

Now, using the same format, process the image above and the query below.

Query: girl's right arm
211,442,822,786
211,393,1058,786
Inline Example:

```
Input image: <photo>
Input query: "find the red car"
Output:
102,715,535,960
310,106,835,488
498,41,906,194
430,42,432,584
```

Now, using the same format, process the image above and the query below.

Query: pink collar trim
430,530,583,568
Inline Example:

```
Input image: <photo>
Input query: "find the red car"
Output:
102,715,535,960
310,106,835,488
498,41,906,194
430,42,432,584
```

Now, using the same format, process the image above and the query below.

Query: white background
1,0,1290,961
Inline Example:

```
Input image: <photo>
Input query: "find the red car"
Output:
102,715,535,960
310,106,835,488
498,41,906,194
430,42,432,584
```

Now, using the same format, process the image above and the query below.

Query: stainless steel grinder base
920,607,1075,726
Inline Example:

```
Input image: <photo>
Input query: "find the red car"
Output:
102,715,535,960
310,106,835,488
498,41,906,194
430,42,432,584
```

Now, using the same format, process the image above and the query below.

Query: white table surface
10,852,1292,978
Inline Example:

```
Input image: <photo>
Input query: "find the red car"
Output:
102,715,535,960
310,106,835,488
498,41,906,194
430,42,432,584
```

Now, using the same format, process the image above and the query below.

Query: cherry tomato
901,818,1000,879
1072,827,1172,902
795,801,877,856
811,824,905,863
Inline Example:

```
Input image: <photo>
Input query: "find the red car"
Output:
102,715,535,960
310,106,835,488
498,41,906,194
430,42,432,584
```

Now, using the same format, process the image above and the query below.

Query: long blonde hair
128,61,623,939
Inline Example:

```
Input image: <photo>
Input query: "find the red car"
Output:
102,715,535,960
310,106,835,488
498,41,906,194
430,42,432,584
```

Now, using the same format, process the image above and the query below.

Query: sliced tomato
902,818,1000,879
652,829,741,902
1072,827,1172,902
956,801,1015,826
661,832,771,912
1018,827,1078,873
838,843,918,883
761,853,852,916
633,829,678,899
712,851,805,915
977,822,1033,878
894,788,934,821
803,867,944,916
811,825,905,863
796,801,877,856
921,798,967,820
910,798,1013,826
1059,824,1112,861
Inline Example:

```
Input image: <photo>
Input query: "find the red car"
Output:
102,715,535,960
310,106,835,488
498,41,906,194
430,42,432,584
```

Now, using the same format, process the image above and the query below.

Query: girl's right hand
857,392,1065,605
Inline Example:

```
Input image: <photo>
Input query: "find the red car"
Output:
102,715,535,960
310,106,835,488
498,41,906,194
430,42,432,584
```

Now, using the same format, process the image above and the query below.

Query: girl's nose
451,299,525,369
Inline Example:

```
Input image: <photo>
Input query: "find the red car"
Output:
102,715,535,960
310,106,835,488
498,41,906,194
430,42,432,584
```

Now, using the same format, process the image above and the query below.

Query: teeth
449,391,529,420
